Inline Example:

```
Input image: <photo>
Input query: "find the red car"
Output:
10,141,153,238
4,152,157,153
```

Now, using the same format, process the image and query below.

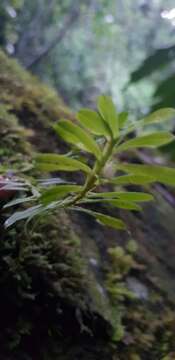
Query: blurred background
0,0,175,113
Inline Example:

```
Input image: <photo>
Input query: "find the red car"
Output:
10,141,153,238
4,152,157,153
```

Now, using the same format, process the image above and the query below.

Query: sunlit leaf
118,163,175,186
35,153,91,174
41,184,82,204
54,120,102,159
77,109,111,137
97,95,119,138
88,191,154,202
116,132,174,152
107,199,142,211
80,198,142,211
109,174,155,185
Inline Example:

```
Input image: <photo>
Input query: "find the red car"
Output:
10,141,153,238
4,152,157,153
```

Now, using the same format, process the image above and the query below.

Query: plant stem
66,139,115,207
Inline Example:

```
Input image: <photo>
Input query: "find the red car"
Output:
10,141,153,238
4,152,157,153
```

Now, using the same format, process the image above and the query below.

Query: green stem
67,139,115,207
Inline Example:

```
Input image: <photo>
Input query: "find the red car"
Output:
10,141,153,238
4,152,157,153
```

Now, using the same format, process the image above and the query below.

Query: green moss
0,50,75,169
104,245,136,343
0,51,93,358
0,50,73,127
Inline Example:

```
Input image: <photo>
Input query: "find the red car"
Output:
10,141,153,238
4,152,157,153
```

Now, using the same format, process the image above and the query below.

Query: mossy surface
0,51,175,359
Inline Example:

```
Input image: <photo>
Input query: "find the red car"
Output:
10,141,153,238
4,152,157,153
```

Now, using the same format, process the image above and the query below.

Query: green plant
4,95,175,230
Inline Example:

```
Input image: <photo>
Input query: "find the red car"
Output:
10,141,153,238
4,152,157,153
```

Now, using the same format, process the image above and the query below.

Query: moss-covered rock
0,51,114,359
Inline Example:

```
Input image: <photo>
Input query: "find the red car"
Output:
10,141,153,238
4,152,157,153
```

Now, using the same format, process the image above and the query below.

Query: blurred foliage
0,0,175,112
130,43,175,114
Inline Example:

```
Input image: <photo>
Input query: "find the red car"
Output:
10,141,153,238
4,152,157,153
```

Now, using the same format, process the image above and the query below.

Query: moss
0,50,73,126
104,244,136,343
0,51,89,357
0,51,115,359
0,209,91,358
0,50,75,164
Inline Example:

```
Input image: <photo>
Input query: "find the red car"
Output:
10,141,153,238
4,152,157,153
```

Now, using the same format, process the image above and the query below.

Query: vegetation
4,95,175,232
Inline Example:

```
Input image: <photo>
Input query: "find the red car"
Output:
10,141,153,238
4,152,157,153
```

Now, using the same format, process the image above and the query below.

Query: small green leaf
109,174,155,185
77,109,111,137
97,95,119,138
5,205,43,228
93,212,126,230
115,192,154,202
125,108,175,135
141,108,175,127
107,199,142,211
118,112,128,129
35,153,91,174
88,191,154,202
54,120,102,159
74,207,126,230
116,132,174,152
118,163,175,186
41,184,82,204
81,198,142,211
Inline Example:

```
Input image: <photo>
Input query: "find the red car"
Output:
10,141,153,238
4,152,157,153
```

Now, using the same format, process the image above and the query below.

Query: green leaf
4,196,36,208
92,212,126,230
97,95,119,138
118,163,175,186
141,108,175,127
88,191,154,202
38,177,71,186
108,199,141,211
109,174,156,185
125,108,175,135
0,179,27,191
41,184,82,204
118,112,128,129
54,120,102,159
5,205,43,228
81,198,142,211
35,153,91,174
116,132,174,152
77,109,111,137
74,207,126,230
